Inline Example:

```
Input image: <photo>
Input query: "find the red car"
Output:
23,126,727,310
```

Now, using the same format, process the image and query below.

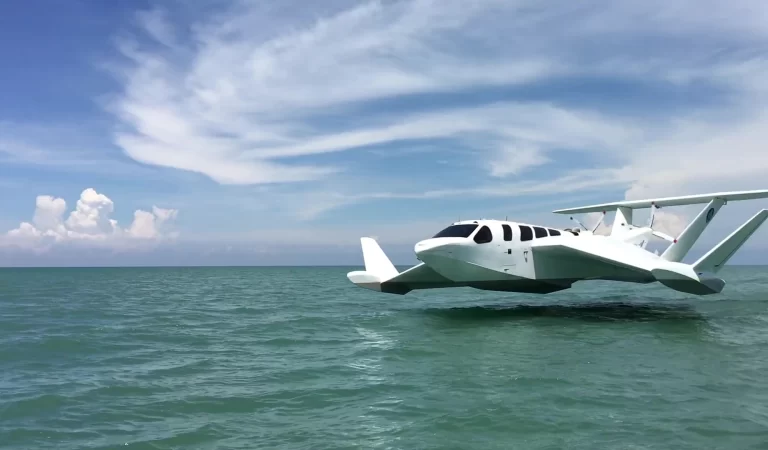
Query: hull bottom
468,279,573,294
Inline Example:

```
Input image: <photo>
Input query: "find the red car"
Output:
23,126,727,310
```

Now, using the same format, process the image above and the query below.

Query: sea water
2,266,768,449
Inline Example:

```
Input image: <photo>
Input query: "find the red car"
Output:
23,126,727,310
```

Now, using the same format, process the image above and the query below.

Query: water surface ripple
2,266,768,449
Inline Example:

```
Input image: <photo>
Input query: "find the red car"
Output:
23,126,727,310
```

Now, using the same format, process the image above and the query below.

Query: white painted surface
348,190,768,296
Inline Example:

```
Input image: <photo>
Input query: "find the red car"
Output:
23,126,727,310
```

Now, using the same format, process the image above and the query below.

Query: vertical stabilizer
360,237,399,281
693,209,768,273
611,206,633,236
661,198,725,262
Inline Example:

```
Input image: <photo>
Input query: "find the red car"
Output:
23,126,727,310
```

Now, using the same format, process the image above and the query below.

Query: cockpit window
533,226,548,238
432,224,478,238
473,225,493,244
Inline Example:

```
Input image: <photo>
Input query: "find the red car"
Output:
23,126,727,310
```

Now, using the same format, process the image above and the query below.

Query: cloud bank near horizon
3,188,178,251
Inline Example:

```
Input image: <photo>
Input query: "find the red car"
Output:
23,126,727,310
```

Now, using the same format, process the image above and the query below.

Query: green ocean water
2,266,768,449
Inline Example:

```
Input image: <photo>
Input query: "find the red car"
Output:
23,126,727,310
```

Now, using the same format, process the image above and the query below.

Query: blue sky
1,0,768,266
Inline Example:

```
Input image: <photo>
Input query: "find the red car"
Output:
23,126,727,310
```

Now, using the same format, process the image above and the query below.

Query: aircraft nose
414,238,459,260
414,239,442,257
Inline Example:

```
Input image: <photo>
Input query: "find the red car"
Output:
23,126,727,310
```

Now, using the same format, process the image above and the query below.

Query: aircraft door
500,224,516,273
515,225,536,279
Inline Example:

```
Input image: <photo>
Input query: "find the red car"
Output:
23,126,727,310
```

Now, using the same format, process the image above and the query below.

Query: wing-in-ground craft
347,190,768,296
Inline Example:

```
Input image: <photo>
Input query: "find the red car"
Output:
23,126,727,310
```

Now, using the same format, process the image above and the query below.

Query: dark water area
2,266,768,449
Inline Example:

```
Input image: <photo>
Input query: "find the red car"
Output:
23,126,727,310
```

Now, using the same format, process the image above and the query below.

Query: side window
519,225,533,241
548,229,561,236
474,225,493,244
533,227,547,238
502,224,512,241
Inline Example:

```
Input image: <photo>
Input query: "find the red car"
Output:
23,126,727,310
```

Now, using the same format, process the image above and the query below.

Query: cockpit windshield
432,224,478,238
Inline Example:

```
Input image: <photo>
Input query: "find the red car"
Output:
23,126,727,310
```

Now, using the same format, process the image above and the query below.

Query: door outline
501,223,516,272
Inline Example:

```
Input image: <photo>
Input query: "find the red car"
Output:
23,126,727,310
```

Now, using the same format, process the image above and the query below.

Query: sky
1,0,768,266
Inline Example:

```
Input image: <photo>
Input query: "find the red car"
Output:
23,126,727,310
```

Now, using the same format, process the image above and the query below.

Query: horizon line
1,264,767,269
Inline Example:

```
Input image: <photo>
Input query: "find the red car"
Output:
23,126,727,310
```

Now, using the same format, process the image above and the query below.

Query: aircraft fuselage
412,220,648,293
348,190,768,296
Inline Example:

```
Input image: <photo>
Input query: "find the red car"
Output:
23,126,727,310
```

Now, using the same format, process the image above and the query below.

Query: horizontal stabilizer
693,209,768,273
553,189,768,214
348,262,459,295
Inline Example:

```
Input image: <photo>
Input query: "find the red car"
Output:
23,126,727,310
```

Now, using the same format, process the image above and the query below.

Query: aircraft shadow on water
348,189,768,298
418,301,706,323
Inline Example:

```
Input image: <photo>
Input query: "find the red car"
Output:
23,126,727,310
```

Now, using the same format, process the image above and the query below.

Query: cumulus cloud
33,195,67,234
64,188,118,238
3,188,178,249
127,206,179,239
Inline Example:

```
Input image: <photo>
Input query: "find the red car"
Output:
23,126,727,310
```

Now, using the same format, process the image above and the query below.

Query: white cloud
101,1,618,184
489,144,550,178
8,222,42,239
108,0,768,203
64,188,118,237
652,210,689,238
135,8,177,48
73,0,768,263
127,206,179,239
33,195,67,233
3,188,179,249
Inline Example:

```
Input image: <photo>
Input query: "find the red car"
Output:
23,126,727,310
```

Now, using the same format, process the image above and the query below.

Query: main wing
386,263,466,294
552,189,768,214
530,236,658,283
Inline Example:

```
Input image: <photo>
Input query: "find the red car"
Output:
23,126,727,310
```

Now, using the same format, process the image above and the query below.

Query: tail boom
651,265,726,295
652,208,768,294
693,209,768,273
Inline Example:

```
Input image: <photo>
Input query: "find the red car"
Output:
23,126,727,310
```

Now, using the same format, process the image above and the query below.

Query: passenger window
474,225,493,244
533,227,547,238
519,225,533,241
502,224,512,241
548,229,561,236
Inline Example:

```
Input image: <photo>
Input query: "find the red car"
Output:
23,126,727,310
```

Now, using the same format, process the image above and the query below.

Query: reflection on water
421,301,705,322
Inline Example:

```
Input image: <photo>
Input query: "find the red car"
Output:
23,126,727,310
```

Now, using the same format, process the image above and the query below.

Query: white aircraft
347,190,768,296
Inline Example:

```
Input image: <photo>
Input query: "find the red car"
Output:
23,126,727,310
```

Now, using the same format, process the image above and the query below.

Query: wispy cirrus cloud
111,0,566,185
108,0,768,206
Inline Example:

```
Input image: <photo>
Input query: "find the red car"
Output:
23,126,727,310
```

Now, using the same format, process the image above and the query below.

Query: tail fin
346,238,399,293
661,198,726,262
693,209,768,273
360,237,398,280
